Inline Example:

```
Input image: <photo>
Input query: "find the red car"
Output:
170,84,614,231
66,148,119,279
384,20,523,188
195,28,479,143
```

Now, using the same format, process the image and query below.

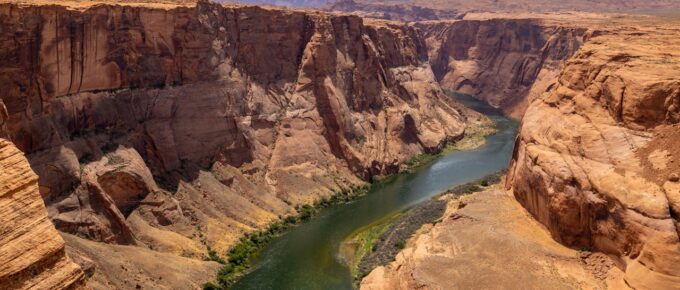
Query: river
232,94,518,289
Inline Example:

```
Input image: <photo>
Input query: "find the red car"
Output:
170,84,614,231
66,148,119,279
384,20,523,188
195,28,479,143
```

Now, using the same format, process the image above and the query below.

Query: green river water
232,94,518,290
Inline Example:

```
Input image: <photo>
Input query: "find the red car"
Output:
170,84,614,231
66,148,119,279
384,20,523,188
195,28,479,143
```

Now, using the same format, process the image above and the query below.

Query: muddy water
233,95,518,289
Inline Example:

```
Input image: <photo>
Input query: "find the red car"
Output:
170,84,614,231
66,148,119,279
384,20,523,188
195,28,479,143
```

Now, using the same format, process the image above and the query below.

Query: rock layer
506,21,680,289
0,1,465,287
0,139,85,289
418,19,586,118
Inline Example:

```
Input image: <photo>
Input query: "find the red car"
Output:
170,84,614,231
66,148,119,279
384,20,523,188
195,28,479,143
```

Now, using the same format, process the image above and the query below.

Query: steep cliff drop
0,139,86,289
418,18,586,118
507,19,680,289
360,14,680,290
0,0,466,287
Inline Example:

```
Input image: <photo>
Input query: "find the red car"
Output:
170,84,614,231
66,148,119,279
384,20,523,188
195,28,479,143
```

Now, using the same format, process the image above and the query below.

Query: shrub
107,153,125,165
466,185,481,193
297,204,316,221
480,180,489,187
206,246,225,264
395,240,405,249
202,282,222,290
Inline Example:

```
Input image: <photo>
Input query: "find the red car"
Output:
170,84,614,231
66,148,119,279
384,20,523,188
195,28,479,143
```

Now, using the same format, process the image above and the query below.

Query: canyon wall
366,0,680,13
0,1,466,287
506,22,680,289
418,19,586,118
0,139,86,289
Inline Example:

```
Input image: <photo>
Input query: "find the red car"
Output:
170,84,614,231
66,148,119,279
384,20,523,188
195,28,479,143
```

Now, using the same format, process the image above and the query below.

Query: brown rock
0,139,86,289
0,1,466,287
417,19,585,118
506,21,680,289
360,189,613,290
669,173,679,182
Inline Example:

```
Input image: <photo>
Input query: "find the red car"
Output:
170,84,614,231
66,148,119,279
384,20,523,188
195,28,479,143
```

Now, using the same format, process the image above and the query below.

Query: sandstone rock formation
506,20,680,289
364,0,680,13
360,188,619,289
0,0,466,287
418,19,586,118
0,139,86,289
325,0,461,22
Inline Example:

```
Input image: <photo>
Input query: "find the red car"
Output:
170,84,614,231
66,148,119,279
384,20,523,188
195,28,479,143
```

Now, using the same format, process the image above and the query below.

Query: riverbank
205,93,500,289
340,110,499,281
360,182,627,289
229,90,518,289
202,184,373,289
398,103,497,174
345,171,504,284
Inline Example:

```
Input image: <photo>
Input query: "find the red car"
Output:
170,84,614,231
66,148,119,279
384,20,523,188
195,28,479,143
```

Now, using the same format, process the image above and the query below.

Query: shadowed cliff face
507,22,680,289
418,19,586,118
0,2,466,282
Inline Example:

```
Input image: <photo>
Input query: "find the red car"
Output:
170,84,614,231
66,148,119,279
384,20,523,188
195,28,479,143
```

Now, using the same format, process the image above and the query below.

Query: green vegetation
466,185,482,193
203,184,371,290
205,246,225,264
480,179,489,187
106,153,125,165
394,240,405,250
402,153,440,172
339,213,400,277
401,116,497,173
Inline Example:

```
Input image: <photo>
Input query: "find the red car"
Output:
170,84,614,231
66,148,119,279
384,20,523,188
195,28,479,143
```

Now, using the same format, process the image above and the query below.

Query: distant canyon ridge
226,0,680,13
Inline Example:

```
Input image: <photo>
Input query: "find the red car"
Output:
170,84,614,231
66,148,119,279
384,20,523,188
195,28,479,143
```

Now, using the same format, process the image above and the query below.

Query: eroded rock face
507,25,680,289
0,139,85,289
0,0,464,266
325,0,461,22
418,19,586,118
360,189,613,290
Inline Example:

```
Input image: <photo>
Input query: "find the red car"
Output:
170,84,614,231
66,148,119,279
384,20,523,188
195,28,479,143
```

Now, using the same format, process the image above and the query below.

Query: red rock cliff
506,21,680,289
0,1,466,286
418,19,585,118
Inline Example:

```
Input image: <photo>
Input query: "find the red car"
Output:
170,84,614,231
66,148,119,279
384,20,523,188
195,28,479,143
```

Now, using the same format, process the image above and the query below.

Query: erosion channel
233,94,518,289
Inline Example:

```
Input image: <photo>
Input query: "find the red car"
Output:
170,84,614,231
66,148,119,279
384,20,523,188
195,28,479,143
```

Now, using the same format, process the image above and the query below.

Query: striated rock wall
506,23,680,289
0,1,466,286
325,0,461,22
418,19,586,118
0,139,85,289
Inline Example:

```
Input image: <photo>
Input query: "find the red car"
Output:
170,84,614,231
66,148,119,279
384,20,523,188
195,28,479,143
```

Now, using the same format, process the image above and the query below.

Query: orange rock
507,22,680,289
0,139,86,289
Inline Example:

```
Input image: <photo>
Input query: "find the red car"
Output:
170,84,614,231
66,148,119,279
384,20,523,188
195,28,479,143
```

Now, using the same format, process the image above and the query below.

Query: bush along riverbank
350,171,505,285
201,184,370,289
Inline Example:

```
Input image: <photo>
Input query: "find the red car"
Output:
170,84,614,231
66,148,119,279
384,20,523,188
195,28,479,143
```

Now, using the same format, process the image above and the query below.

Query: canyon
361,14,680,290
0,0,679,289
0,0,468,288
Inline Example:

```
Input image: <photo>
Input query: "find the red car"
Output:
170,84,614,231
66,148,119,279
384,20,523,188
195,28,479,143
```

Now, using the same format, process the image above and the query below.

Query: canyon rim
0,0,679,289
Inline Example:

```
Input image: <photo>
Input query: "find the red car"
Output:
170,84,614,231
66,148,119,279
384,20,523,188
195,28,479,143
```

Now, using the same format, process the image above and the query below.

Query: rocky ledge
0,139,86,289
506,17,680,289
